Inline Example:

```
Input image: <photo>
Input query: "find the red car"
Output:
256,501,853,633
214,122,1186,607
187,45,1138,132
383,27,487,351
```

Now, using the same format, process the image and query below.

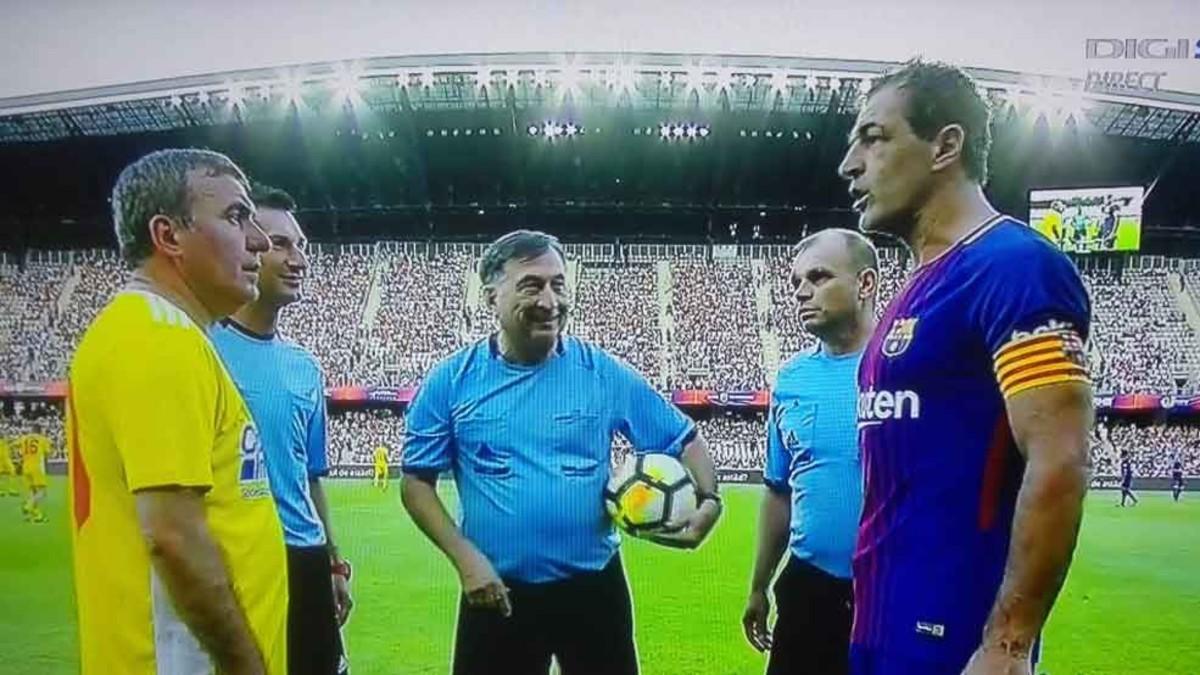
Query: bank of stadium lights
423,127,503,138
527,120,583,139
714,68,735,94
224,83,246,108
653,122,710,141
611,65,636,93
475,68,492,93
739,128,812,140
279,71,305,106
771,71,790,94
330,64,365,103
558,66,583,97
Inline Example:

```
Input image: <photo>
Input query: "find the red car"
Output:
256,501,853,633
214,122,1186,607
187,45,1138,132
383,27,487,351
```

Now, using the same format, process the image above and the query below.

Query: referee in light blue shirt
210,185,351,675
742,229,879,675
401,230,723,675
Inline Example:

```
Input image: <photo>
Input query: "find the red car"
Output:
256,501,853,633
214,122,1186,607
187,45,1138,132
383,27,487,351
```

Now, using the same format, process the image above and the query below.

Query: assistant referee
743,230,878,674
401,229,723,675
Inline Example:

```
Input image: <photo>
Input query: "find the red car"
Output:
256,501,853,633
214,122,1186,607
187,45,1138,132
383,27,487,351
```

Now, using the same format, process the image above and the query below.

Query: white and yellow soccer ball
604,453,697,534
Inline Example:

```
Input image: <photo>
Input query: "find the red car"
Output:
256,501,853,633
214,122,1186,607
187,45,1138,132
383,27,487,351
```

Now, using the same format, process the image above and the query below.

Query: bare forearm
983,456,1088,654
143,513,263,673
750,489,791,593
400,474,480,571
309,478,338,556
680,434,718,495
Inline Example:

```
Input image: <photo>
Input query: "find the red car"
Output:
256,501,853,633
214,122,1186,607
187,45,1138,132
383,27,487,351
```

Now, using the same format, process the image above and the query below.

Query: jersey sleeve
973,241,1091,400
763,400,791,494
305,374,329,478
402,360,457,477
608,356,696,457
102,329,217,492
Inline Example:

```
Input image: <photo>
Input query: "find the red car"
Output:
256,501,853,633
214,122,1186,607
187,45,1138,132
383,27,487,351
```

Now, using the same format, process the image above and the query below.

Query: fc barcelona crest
881,318,918,357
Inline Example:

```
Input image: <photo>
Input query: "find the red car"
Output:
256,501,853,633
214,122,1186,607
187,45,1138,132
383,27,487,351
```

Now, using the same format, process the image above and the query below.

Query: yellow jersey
67,290,287,675
373,446,389,467
18,433,50,475
0,438,13,473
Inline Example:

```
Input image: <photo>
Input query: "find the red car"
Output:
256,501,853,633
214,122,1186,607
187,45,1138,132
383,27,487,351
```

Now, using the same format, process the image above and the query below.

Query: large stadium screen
1028,186,1144,253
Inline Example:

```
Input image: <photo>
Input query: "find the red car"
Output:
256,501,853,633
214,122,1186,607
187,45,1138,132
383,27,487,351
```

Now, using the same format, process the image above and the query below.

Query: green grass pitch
2,479,1196,674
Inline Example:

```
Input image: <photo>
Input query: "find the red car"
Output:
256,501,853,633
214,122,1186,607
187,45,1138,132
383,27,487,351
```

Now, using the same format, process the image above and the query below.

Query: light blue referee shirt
210,319,329,548
764,346,863,579
403,335,696,583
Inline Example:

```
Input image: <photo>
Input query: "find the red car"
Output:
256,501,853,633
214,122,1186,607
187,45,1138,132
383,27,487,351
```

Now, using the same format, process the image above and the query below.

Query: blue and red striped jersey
852,215,1091,668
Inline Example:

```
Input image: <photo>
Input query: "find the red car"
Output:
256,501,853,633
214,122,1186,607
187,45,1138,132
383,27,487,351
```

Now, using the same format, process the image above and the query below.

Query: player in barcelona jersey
67,149,287,675
838,60,1093,675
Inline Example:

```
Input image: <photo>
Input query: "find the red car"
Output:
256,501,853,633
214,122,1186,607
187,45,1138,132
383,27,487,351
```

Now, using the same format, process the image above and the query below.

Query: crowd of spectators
697,413,767,470
326,408,406,466
0,403,67,461
570,263,662,383
4,245,1200,476
1083,267,1200,394
0,260,71,383
669,258,765,390
358,250,473,387
3,395,1197,478
277,249,373,387
1094,419,1200,477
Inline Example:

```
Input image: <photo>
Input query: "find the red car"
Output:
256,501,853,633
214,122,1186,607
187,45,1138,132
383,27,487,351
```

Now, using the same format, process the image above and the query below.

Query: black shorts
286,545,348,675
767,556,854,675
453,554,637,675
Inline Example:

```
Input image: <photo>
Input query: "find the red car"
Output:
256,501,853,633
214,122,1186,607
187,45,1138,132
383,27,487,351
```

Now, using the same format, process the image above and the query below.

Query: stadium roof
1,51,1199,145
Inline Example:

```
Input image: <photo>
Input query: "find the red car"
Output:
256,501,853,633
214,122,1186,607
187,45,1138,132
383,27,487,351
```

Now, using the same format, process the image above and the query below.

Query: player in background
1171,458,1185,502
1042,200,1065,249
1118,452,1138,507
18,423,51,522
372,444,390,491
0,427,18,497
68,149,287,675
743,229,878,675
210,185,353,675
402,230,722,675
1099,197,1120,250
838,60,1092,675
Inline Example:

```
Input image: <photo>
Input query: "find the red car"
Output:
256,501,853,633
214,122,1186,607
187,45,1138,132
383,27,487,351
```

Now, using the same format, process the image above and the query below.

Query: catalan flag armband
993,329,1090,399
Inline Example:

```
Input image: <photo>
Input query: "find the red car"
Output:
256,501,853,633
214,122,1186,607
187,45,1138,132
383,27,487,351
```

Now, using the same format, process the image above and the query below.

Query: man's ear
147,214,186,259
483,284,497,309
859,267,879,301
930,123,965,174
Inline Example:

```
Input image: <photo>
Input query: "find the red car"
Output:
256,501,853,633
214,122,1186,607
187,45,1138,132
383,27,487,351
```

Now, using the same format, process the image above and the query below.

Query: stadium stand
2,243,1199,475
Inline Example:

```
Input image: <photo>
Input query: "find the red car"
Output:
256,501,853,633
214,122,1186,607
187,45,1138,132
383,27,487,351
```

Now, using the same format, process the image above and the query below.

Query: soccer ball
604,453,697,534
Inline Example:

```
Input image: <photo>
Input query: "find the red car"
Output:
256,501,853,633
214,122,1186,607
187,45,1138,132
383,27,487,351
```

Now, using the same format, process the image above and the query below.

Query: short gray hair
111,148,249,264
478,230,566,285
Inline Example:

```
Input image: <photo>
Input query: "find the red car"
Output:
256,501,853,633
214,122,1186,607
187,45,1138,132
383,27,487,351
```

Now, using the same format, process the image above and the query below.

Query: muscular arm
749,488,791,593
981,381,1092,657
135,488,264,675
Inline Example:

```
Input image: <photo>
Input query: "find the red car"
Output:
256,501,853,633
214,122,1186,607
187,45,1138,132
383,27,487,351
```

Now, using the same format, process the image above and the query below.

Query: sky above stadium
2,0,1200,99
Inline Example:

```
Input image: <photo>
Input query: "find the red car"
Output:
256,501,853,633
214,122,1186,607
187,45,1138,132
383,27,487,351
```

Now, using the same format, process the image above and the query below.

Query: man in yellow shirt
372,445,390,491
18,424,52,521
68,148,286,675
0,432,18,497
